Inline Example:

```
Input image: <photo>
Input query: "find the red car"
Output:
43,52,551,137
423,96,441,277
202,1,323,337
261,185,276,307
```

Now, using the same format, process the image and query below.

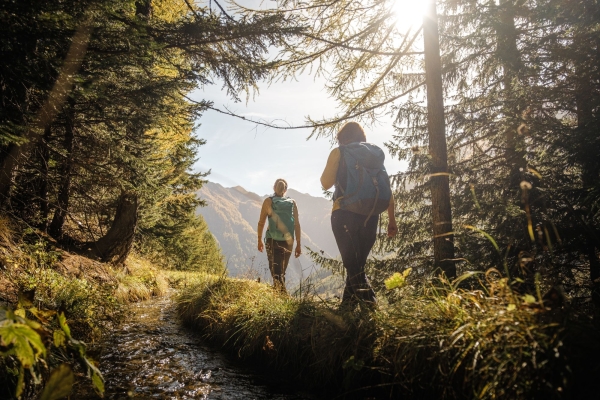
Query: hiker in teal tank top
257,178,302,293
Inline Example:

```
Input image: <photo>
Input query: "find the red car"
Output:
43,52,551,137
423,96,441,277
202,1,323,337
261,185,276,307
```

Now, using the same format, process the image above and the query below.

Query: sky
189,0,428,198
190,76,407,198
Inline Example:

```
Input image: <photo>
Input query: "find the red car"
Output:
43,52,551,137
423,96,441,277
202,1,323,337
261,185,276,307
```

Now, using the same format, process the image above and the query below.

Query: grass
177,274,371,388
2,216,598,399
114,253,170,302
175,273,600,399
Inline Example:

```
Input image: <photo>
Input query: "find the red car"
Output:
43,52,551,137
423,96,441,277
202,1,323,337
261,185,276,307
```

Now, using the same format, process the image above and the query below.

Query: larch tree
267,0,457,279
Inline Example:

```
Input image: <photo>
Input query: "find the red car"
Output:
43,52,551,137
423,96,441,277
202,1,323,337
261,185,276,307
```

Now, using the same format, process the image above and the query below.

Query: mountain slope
196,182,338,285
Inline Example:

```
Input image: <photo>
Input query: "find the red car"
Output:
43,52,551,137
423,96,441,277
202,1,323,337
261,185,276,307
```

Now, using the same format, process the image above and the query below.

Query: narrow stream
73,296,321,399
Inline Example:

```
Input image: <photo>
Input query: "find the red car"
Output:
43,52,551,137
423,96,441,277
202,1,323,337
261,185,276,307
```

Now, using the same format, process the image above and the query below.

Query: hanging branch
183,0,203,20
182,80,425,132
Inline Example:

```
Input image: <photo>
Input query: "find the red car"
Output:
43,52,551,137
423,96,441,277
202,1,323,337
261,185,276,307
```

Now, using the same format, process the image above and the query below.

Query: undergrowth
0,217,169,399
176,273,600,399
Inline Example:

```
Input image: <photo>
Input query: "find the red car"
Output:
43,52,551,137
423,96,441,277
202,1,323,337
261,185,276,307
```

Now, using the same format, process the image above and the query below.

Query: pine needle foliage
0,0,304,269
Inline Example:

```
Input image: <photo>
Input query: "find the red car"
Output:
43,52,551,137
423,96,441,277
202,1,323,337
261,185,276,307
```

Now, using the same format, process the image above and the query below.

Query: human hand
387,220,398,237
258,241,264,252
295,245,302,258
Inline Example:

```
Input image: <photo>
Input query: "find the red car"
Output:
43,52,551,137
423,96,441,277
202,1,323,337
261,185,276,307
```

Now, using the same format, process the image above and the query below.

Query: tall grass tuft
176,274,600,399
375,279,575,399
114,253,169,302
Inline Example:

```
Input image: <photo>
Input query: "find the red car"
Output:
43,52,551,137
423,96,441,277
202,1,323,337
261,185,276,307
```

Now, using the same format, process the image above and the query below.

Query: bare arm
320,148,340,190
257,198,272,252
387,194,398,237
293,200,302,257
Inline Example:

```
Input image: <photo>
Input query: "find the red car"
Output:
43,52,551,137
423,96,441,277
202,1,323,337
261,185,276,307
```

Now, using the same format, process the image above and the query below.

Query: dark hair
337,122,366,145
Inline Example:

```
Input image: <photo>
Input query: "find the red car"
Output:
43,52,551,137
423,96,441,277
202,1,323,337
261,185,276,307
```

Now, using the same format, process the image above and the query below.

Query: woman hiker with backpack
321,122,398,310
257,178,302,293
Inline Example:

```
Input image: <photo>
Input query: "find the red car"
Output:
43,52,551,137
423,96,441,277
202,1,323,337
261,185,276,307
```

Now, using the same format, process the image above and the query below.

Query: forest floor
0,227,318,400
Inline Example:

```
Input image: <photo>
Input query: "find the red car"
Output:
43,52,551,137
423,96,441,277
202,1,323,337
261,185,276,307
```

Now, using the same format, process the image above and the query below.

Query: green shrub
0,298,104,399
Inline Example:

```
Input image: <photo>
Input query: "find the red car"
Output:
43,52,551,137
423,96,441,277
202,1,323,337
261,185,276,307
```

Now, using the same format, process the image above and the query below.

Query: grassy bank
176,274,600,399
1,245,168,340
0,220,170,399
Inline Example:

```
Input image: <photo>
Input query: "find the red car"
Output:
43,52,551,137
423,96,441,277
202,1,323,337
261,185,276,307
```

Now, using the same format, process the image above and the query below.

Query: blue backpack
334,142,392,223
266,196,295,243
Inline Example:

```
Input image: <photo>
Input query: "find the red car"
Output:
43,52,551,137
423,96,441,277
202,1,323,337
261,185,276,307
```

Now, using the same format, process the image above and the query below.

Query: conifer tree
0,0,300,270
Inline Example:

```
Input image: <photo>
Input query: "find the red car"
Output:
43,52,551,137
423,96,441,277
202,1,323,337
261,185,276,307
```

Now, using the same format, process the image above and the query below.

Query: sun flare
390,0,428,31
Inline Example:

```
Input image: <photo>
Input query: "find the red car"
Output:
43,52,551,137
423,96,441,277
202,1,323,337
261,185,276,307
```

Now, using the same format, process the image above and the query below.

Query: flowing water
73,296,321,400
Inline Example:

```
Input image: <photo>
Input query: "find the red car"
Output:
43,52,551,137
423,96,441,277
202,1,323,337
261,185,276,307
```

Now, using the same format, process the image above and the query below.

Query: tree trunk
497,0,533,289
92,191,139,265
49,100,76,239
38,126,52,231
423,0,456,279
587,243,600,314
498,0,527,188
0,32,35,208
0,143,25,207
135,0,153,17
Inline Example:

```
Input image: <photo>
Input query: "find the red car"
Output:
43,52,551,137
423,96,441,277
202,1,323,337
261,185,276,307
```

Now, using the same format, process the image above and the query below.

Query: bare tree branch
182,80,425,131
213,0,237,22
183,0,202,19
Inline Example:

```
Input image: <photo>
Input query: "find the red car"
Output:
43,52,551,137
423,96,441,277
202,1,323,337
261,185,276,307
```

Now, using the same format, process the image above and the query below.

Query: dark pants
331,209,378,307
265,238,292,292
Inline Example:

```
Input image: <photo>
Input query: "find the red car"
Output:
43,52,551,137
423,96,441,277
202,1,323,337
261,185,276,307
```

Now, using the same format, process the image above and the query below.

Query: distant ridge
196,182,338,286
232,186,263,203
